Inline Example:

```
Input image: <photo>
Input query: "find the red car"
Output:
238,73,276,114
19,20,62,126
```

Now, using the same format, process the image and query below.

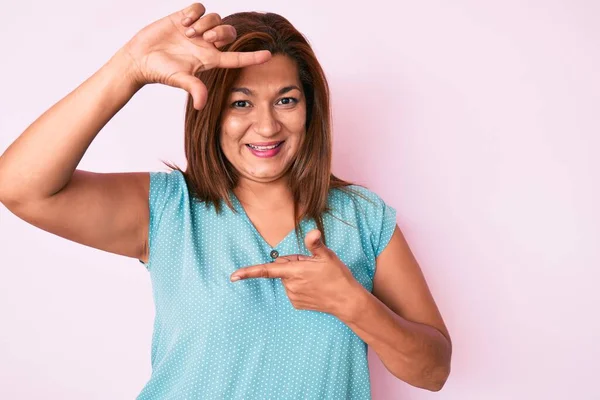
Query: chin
243,170,287,182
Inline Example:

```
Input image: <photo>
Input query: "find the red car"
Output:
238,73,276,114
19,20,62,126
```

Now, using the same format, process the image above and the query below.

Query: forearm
336,284,452,391
0,47,141,204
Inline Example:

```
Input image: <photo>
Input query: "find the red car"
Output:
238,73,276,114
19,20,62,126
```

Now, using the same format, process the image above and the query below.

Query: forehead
233,54,301,89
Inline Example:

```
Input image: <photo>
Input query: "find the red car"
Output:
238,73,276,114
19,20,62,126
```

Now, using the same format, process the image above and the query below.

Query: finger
217,50,272,68
179,3,206,27
168,72,208,110
277,254,313,262
212,40,228,49
202,25,236,44
231,263,294,281
304,229,329,258
184,12,222,38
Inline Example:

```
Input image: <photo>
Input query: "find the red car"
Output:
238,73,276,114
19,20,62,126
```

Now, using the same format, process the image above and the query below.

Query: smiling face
219,54,307,186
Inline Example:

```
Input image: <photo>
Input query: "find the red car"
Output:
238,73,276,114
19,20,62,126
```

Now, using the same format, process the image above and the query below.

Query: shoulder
328,184,398,258
147,169,190,224
149,169,186,191
328,184,389,216
148,169,188,202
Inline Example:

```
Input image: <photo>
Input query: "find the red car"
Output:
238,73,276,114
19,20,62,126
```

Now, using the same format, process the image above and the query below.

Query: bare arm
0,50,151,260
0,49,141,202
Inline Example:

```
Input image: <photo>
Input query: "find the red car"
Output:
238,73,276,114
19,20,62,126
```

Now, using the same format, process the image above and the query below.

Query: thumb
169,72,208,110
305,229,329,258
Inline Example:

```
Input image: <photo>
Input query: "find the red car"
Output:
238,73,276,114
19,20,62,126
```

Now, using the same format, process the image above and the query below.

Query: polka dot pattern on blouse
136,170,397,399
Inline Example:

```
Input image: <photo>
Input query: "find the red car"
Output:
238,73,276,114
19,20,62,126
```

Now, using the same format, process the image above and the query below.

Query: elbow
389,325,453,392
396,358,451,392
425,334,452,391
423,362,451,392
427,374,449,392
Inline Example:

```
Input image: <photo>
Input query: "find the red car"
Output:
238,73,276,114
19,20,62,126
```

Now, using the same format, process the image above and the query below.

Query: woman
0,3,452,398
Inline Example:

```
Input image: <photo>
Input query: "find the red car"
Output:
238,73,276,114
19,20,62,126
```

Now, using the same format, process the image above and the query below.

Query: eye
231,100,250,108
230,97,299,109
277,97,298,106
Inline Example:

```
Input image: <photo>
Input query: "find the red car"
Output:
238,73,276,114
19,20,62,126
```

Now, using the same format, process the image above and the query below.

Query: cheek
220,116,249,146
290,116,306,131
283,107,307,135
224,115,247,133
293,104,308,131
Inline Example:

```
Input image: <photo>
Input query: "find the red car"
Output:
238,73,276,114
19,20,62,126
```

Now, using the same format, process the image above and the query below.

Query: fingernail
231,275,240,282
182,17,192,26
185,27,196,37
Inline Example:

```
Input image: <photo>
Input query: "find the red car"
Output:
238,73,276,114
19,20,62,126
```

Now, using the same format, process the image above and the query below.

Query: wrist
334,281,370,324
106,47,146,93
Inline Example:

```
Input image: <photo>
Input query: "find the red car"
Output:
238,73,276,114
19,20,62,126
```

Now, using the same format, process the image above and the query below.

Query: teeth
248,142,280,150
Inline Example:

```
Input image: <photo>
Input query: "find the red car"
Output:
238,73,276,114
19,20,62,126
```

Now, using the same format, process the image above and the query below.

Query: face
219,54,306,185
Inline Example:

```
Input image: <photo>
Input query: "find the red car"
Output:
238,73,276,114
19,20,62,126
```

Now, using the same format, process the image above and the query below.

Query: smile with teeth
246,142,284,151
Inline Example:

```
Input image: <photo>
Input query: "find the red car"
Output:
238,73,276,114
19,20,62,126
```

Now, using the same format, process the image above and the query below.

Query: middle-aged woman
0,3,452,398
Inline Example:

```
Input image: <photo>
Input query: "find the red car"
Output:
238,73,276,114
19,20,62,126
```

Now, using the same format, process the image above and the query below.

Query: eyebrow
230,85,302,96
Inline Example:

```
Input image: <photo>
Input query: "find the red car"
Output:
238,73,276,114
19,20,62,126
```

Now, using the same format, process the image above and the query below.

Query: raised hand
120,3,272,110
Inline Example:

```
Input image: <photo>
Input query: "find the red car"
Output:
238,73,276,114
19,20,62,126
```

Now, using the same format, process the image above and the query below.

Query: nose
252,105,281,137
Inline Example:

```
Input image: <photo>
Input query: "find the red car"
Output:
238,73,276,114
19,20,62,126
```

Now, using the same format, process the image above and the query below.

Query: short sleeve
346,185,398,259
374,201,397,257
139,170,185,271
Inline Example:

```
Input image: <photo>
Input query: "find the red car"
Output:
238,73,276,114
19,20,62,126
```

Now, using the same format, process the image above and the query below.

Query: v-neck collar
230,190,301,250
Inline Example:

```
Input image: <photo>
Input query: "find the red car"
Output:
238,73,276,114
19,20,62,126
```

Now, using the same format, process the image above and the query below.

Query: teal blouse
136,169,397,399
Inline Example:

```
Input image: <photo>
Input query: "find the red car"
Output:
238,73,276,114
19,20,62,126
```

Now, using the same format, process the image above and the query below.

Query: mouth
245,141,285,150
245,140,285,158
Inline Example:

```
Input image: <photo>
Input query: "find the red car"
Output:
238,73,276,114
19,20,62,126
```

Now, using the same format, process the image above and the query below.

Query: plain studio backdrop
1,0,598,399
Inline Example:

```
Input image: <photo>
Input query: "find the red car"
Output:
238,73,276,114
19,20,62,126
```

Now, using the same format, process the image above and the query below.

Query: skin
219,54,307,220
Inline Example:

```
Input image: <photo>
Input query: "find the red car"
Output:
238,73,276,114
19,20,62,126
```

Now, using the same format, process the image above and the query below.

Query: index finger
217,49,272,68
231,262,294,281
276,254,313,262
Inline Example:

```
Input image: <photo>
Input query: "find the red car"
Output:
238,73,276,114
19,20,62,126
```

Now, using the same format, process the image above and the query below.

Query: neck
233,176,294,211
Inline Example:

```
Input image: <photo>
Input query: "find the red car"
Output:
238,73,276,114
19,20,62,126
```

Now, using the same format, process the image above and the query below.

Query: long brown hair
163,11,366,246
